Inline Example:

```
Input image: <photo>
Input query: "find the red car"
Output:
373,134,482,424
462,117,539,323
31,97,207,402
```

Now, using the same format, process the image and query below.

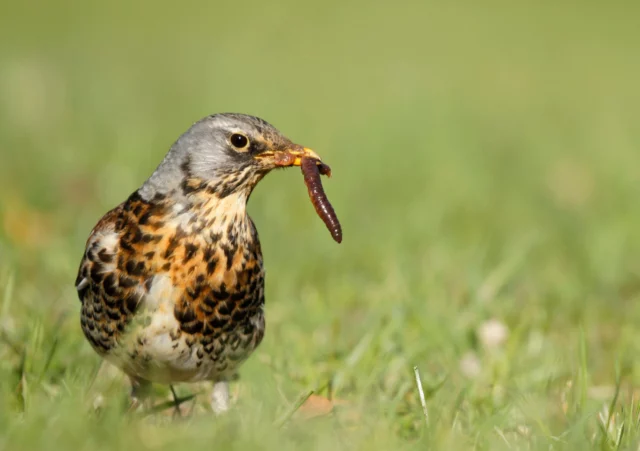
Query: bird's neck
136,163,266,242
190,188,251,230
131,185,253,245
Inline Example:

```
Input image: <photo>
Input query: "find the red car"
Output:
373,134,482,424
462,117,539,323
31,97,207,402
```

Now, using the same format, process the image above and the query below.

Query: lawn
1,1,640,449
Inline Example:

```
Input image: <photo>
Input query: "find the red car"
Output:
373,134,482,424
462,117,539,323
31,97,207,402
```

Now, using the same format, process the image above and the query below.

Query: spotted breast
77,187,265,384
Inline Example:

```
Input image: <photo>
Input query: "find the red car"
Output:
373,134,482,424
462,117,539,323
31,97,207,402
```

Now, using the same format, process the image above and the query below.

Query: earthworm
300,158,342,243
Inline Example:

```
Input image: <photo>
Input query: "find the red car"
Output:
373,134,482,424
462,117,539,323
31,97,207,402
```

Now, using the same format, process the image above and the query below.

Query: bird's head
142,113,322,203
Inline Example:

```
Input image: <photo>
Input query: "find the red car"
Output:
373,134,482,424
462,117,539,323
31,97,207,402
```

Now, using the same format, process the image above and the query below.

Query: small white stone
477,319,509,350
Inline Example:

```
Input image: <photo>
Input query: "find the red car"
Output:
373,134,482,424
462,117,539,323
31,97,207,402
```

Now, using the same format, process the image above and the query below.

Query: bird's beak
254,146,322,167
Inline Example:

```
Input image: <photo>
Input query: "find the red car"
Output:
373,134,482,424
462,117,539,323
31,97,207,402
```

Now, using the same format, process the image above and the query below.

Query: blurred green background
1,1,640,449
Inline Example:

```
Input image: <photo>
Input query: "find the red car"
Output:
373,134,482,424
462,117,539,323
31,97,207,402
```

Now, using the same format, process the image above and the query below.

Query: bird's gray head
139,113,321,202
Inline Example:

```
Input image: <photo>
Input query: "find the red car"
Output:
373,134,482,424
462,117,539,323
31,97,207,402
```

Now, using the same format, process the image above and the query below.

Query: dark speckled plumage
76,114,325,410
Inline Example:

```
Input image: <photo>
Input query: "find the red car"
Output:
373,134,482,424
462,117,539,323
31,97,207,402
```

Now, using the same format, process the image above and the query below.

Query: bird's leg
128,376,152,412
169,385,183,418
211,381,230,415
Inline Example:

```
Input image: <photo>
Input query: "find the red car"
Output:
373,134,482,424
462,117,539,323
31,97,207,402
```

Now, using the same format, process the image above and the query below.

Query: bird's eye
230,133,249,150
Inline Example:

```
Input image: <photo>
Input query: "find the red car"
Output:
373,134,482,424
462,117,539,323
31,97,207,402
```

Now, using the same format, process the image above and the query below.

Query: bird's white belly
103,267,263,384
104,275,219,383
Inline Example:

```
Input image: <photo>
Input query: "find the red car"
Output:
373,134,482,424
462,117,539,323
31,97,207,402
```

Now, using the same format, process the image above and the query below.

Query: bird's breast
141,206,266,326
80,192,266,381
111,204,266,382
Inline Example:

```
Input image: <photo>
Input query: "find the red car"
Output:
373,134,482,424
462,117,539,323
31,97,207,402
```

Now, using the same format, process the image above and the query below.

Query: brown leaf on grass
297,394,334,419
296,394,353,421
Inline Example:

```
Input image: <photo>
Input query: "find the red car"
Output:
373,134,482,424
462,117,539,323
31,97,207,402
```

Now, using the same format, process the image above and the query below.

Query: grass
1,1,640,449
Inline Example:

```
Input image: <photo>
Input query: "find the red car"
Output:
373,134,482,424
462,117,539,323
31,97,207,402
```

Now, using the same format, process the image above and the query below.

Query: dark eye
230,133,249,149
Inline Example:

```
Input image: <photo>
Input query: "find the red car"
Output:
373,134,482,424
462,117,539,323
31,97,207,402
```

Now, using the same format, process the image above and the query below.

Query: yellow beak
287,147,322,166
255,146,322,167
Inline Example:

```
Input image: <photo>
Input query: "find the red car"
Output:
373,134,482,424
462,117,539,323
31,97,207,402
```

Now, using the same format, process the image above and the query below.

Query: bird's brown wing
76,204,148,355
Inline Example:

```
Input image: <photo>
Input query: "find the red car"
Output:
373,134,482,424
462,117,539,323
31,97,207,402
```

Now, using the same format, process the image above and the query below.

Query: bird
75,113,326,413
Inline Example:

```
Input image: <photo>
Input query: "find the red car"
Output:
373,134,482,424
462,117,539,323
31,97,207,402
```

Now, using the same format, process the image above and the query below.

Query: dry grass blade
413,366,429,427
